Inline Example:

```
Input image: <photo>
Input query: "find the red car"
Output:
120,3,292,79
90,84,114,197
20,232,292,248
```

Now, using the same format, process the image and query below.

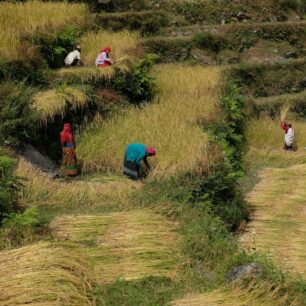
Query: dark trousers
284,143,293,151
123,161,139,180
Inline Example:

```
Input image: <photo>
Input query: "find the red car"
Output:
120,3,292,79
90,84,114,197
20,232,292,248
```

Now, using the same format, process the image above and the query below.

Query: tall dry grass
0,241,94,305
16,158,140,209
80,30,140,66
33,86,90,124
0,1,89,61
51,210,181,283
245,116,306,151
77,65,223,177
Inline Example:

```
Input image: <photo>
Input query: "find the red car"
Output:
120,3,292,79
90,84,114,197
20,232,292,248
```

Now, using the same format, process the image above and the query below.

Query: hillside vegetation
1,0,306,305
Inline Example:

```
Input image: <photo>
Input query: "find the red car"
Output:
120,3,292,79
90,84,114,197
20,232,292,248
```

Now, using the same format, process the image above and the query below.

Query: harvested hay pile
78,65,223,177
16,158,140,208
33,86,91,124
171,281,294,306
241,164,306,277
0,242,94,306
51,210,182,283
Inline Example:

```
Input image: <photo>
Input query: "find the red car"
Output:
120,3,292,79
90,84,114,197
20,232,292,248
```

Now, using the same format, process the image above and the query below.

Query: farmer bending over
64,45,82,67
123,143,156,180
280,121,294,151
95,47,114,67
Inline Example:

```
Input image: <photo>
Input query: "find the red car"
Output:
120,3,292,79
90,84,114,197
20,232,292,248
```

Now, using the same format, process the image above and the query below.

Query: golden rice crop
16,158,140,208
241,164,306,278
0,1,89,61
245,117,306,151
77,65,224,177
80,30,140,66
0,241,95,306
171,281,296,306
51,210,181,283
33,86,90,124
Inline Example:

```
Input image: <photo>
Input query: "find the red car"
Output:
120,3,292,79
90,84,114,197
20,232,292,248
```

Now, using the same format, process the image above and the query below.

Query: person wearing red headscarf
60,123,78,176
95,47,114,68
123,143,156,180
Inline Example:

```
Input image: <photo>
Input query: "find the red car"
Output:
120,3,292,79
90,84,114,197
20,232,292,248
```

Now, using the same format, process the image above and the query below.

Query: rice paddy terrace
1,1,306,305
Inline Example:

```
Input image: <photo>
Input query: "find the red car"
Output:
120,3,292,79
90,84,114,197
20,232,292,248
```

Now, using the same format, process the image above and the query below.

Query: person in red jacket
60,123,78,176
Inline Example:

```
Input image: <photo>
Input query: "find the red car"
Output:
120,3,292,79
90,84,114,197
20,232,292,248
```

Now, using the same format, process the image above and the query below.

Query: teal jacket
124,143,147,166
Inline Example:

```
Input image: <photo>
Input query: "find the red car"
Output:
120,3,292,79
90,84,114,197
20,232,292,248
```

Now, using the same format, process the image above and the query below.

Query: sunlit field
77,65,223,177
80,30,140,66
0,1,89,60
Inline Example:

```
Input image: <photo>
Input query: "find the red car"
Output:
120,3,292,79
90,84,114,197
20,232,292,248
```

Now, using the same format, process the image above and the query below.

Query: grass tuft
33,86,91,124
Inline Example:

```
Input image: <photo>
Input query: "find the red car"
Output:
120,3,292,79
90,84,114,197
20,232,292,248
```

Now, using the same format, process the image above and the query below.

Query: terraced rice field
242,164,306,277
51,211,182,283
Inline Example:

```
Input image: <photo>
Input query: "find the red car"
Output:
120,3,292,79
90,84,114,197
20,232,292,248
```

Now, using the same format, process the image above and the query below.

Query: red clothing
280,122,289,133
60,123,74,146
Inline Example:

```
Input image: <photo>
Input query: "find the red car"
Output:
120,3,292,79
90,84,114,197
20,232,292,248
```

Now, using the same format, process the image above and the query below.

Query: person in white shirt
64,46,81,67
280,122,294,150
95,47,114,67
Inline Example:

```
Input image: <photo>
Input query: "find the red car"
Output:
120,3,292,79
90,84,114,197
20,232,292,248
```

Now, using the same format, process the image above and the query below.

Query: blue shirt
125,143,147,166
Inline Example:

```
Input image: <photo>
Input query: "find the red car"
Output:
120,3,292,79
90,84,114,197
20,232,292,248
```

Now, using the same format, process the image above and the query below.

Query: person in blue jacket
123,143,156,179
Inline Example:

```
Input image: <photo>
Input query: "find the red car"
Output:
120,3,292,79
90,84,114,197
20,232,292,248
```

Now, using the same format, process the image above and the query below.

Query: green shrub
193,32,227,53
0,155,20,223
97,10,170,36
34,27,81,69
113,54,157,104
141,37,192,63
0,82,38,147
0,58,49,86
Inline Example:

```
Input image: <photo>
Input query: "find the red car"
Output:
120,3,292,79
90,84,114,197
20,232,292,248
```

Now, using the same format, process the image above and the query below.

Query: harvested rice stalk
0,241,95,306
51,210,182,283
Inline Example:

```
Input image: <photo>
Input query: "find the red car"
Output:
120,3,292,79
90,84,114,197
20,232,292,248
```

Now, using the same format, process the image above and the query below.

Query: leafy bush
142,37,192,63
34,27,81,68
193,32,226,53
2,207,40,227
97,10,170,36
113,54,157,104
0,57,49,86
0,155,19,223
0,82,38,147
